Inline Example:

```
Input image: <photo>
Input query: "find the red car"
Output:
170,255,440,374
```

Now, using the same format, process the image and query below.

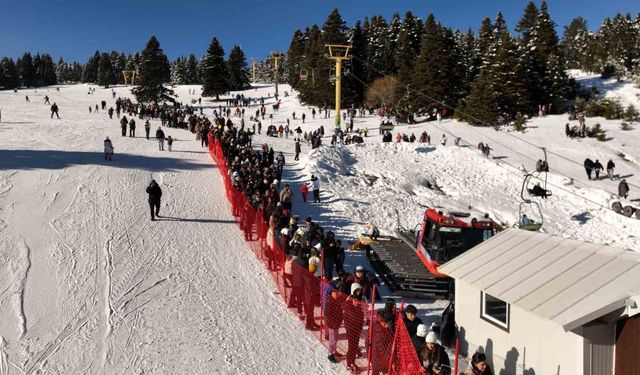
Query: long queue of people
209,121,493,374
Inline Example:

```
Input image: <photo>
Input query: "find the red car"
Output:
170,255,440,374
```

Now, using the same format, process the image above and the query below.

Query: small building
440,229,640,375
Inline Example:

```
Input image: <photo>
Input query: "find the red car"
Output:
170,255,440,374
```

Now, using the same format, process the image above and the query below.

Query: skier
440,134,447,146
167,136,173,151
583,158,594,180
606,159,615,180
50,103,60,119
44,95,50,104
593,159,604,180
103,137,114,160
146,180,163,221
156,127,165,151
120,116,128,137
129,118,136,137
309,175,320,203
618,179,629,198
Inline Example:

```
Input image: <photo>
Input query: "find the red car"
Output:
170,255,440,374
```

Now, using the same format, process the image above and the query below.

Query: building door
615,314,640,375
583,323,614,375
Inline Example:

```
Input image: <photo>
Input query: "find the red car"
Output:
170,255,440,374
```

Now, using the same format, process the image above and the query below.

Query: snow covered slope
0,85,345,374
245,84,640,252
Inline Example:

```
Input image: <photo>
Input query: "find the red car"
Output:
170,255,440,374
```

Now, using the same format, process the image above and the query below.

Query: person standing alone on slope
146,180,163,221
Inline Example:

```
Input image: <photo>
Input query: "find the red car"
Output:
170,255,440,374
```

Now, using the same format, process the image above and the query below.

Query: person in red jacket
325,287,345,363
300,182,309,202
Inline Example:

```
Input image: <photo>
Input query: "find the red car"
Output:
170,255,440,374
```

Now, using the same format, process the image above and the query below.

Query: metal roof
440,228,640,331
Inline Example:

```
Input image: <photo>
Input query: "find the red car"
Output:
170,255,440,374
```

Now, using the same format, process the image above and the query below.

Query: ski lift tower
325,44,351,130
271,51,285,97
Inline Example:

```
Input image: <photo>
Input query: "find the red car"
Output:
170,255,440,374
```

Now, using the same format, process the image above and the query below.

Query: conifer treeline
286,3,640,124
0,36,251,97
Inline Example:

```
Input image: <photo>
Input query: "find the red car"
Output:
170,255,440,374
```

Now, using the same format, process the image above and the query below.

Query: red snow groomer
412,209,497,276
367,208,498,298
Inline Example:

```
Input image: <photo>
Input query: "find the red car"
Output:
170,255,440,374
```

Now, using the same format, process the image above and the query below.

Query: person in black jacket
156,127,165,151
403,305,424,337
606,159,616,180
584,158,594,180
593,159,604,180
146,180,162,221
420,331,451,374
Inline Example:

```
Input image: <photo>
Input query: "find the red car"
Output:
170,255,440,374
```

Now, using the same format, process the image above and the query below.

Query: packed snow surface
0,85,346,374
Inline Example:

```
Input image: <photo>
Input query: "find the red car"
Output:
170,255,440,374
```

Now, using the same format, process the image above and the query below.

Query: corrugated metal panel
615,315,640,375
439,228,640,330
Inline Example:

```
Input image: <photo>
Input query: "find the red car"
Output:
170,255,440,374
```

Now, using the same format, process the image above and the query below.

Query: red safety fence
207,134,425,374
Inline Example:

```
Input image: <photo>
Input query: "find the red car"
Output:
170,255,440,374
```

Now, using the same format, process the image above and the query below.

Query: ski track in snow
0,84,346,374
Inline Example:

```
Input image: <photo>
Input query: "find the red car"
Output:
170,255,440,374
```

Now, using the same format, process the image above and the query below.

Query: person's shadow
499,347,519,375
156,216,236,224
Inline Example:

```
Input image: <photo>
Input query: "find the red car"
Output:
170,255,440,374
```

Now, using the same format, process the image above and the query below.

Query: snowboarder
583,158,594,180
50,103,60,119
146,180,163,221
144,120,151,140
618,179,629,198
167,136,173,151
129,119,136,137
606,159,615,180
309,175,320,203
440,134,447,146
593,159,604,180
103,137,114,160
156,127,165,151
120,116,128,137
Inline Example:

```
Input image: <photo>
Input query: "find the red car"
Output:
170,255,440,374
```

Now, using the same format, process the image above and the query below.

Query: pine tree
457,69,500,126
18,53,35,87
227,45,250,90
516,2,539,43
82,51,101,83
200,37,230,99
477,17,494,67
287,29,306,89
170,57,188,85
349,21,367,104
132,36,174,103
98,53,113,87
185,54,200,84
411,14,451,113
1,58,20,89
561,17,591,70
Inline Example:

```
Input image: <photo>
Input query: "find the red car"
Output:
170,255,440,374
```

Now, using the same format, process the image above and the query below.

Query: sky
0,0,637,63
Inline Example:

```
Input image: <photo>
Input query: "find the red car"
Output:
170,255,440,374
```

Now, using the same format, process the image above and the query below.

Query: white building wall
455,280,583,375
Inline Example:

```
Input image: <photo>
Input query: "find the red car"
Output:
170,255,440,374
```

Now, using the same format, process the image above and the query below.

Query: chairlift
517,148,551,231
